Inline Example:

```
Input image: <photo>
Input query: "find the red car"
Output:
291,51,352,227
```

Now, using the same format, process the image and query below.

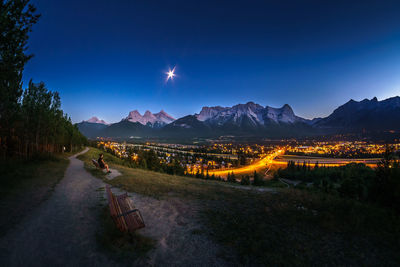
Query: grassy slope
78,147,263,200
0,154,71,237
79,147,400,265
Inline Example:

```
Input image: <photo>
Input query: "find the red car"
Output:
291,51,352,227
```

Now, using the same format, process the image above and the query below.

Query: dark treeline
0,0,86,159
134,149,186,176
275,146,400,212
102,145,186,176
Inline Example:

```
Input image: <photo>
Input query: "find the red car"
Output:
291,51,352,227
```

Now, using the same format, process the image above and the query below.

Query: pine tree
253,171,264,186
0,0,40,158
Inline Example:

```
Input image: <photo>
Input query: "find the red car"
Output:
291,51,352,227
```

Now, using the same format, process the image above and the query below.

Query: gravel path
0,149,228,266
0,148,116,266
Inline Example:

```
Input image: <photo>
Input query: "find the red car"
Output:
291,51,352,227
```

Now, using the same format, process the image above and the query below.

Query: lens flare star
166,67,176,81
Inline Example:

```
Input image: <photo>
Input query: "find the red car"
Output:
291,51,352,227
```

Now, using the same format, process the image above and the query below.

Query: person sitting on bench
98,154,111,173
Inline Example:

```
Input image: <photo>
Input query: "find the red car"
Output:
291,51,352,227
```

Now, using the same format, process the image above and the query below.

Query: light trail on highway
272,155,380,168
207,150,380,177
208,149,284,177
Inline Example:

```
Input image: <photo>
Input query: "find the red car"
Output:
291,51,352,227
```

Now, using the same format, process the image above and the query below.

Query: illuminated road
207,151,380,177
208,149,284,177
271,155,380,168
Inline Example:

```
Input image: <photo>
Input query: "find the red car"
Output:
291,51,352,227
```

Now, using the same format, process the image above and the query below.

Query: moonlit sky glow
23,0,400,123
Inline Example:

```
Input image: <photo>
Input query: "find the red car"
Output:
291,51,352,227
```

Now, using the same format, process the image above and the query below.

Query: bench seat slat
117,197,145,231
105,185,145,232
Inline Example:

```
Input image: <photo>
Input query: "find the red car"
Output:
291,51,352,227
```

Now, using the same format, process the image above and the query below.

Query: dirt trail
0,149,227,266
0,148,116,266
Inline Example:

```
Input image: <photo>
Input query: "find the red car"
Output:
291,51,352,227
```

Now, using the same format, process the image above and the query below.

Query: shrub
240,175,250,185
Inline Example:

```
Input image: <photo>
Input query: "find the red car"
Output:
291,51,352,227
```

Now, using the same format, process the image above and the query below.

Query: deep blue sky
24,0,400,123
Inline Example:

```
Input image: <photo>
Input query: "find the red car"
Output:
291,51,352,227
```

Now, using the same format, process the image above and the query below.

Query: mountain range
311,97,400,131
77,96,400,140
124,110,175,127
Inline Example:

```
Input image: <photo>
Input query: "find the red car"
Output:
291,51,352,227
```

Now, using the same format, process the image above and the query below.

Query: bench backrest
92,159,100,168
116,194,145,231
105,185,145,232
106,185,128,232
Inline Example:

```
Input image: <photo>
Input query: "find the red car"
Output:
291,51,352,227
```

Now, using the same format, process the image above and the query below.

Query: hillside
314,96,400,131
77,147,400,265
76,122,108,138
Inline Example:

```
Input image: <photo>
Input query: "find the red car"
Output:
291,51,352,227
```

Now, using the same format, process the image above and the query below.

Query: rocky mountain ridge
77,96,400,139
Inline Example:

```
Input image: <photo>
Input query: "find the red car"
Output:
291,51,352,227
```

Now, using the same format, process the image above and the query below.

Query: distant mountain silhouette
76,97,400,140
100,120,153,139
76,122,108,138
313,96,400,131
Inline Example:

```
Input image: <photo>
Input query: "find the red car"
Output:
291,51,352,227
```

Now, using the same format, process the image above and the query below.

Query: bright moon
166,67,176,81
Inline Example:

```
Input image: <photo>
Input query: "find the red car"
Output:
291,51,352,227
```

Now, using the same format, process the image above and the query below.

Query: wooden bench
105,185,145,232
92,159,100,168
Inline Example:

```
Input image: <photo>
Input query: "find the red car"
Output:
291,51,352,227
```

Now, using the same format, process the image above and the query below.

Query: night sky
24,0,400,123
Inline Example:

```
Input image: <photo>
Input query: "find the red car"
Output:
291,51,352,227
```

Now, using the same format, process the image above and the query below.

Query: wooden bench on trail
105,185,145,232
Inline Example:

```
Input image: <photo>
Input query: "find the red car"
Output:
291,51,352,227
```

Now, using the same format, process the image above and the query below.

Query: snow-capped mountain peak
195,102,303,126
143,110,158,124
154,110,176,124
196,106,228,121
85,116,109,125
124,109,175,127
265,104,298,123
125,110,145,124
